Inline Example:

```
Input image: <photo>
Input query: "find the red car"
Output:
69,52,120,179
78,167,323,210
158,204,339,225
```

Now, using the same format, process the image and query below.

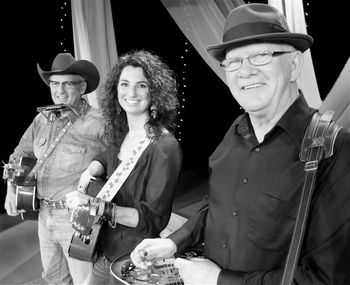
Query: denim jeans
38,205,92,284
90,254,129,285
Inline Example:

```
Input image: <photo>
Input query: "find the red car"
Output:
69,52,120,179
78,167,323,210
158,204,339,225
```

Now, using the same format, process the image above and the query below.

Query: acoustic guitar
110,248,204,285
68,179,105,262
11,156,40,220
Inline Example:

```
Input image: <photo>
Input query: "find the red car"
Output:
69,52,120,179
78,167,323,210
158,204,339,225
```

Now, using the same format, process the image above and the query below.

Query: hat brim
206,32,313,62
37,60,100,94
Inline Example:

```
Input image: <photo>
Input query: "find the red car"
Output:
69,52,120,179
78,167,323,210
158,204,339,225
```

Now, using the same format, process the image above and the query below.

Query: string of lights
303,1,310,28
175,41,190,143
57,0,72,54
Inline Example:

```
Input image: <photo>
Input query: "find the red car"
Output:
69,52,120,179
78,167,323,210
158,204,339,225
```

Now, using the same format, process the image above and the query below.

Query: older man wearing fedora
130,3,350,285
4,53,107,284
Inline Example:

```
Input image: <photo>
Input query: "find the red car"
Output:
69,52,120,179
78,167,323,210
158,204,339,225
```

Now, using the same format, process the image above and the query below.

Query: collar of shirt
234,91,316,146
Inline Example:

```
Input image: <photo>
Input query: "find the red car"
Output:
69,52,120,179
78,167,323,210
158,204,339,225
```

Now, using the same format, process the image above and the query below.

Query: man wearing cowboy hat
130,3,350,285
4,53,107,284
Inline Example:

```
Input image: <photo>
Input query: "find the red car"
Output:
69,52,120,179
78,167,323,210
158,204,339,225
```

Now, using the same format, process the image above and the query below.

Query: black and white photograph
0,1,349,284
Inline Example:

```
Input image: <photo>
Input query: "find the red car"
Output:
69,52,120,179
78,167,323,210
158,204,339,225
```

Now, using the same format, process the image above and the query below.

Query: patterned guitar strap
95,135,152,201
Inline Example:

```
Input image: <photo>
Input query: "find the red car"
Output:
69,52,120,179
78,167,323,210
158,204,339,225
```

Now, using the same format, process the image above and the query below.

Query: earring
150,104,157,119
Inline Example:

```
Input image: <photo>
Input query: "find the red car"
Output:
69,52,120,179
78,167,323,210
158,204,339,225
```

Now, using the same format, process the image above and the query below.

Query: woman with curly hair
66,50,182,284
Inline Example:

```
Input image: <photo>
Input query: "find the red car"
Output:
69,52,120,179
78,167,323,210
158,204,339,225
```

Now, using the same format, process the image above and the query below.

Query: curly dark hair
99,50,179,149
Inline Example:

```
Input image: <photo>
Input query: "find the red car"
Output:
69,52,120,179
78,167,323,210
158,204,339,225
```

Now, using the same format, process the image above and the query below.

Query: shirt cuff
218,269,245,285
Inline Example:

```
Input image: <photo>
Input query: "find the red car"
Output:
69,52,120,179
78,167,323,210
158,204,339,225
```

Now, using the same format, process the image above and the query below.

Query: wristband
108,204,117,228
103,201,114,220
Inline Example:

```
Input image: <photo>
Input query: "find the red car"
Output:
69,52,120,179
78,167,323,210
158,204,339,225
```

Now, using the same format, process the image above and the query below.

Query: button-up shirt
170,94,350,284
9,102,107,200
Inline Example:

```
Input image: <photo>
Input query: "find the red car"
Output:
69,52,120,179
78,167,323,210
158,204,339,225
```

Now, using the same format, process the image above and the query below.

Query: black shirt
170,94,350,284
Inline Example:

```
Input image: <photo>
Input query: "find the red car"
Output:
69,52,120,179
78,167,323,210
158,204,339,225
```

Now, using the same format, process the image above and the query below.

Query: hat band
223,22,289,43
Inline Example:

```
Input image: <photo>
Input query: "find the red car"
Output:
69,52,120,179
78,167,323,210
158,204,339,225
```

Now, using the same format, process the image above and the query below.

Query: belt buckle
53,199,65,209
59,199,65,209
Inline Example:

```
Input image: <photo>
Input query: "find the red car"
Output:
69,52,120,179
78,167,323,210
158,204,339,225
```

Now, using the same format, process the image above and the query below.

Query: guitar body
68,220,103,261
110,248,204,285
68,179,105,262
13,156,39,220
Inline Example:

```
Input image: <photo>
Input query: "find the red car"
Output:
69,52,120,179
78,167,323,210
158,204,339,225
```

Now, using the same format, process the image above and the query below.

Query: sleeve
217,131,350,285
136,137,182,236
92,146,110,172
169,202,208,254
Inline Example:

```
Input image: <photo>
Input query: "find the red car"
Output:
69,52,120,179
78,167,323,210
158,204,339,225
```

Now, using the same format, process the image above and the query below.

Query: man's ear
290,50,304,82
80,81,87,95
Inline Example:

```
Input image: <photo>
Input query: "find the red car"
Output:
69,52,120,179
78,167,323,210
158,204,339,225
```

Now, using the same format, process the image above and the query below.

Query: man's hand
130,238,177,269
174,257,221,285
4,182,20,216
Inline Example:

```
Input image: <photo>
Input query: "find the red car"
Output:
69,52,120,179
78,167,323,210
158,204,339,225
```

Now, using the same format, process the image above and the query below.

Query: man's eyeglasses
220,50,292,72
48,80,85,89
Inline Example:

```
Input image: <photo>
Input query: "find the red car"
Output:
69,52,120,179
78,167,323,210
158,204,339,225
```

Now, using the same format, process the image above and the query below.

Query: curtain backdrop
268,0,322,108
160,0,245,84
71,0,118,108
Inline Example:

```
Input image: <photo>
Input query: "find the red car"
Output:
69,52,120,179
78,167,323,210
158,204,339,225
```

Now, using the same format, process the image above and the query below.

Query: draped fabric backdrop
160,0,244,84
71,0,118,108
268,0,322,108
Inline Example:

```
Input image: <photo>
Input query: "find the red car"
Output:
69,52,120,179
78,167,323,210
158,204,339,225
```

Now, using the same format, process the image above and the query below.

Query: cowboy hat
206,3,313,62
37,53,100,94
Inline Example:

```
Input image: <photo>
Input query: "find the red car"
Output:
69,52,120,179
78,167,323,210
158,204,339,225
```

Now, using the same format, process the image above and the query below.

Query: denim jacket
9,103,107,200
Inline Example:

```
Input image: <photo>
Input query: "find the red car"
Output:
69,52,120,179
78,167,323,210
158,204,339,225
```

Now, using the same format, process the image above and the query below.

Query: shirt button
243,178,248,184
222,242,227,248
232,210,238,216
255,147,260,152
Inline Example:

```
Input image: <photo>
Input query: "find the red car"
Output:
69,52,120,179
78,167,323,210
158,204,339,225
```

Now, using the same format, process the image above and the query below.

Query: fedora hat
207,3,313,62
37,53,100,94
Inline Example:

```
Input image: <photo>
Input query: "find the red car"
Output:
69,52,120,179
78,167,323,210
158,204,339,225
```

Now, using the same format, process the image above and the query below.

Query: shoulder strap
281,110,341,285
23,110,78,185
96,136,152,201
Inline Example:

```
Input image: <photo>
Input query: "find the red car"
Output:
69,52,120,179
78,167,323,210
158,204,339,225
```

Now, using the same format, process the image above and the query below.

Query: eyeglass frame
220,50,292,72
48,80,86,89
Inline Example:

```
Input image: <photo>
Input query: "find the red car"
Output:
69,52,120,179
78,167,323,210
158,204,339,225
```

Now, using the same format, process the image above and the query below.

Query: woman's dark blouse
94,133,182,261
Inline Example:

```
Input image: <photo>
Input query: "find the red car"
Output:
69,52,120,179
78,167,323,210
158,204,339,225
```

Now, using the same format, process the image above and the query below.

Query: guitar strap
23,107,78,185
280,110,341,285
95,136,152,201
